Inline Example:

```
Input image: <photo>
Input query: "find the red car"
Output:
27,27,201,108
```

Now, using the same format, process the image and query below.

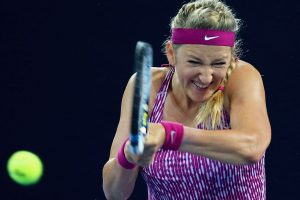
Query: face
167,43,232,103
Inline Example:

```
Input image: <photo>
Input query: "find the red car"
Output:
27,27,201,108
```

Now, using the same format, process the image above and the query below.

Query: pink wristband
160,121,184,150
117,139,136,169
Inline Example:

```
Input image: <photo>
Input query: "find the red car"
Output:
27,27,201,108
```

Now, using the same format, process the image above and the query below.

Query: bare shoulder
149,67,170,113
224,60,265,110
231,60,261,79
151,67,169,91
226,60,263,93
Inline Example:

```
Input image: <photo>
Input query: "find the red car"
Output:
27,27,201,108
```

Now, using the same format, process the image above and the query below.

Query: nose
198,66,213,85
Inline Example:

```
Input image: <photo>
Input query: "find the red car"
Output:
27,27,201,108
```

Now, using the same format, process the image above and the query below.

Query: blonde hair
164,0,243,128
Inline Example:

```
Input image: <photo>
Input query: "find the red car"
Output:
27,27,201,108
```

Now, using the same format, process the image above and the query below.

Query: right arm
102,74,139,200
102,67,169,199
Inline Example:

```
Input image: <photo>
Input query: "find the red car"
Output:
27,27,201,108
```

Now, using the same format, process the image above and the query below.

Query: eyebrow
213,57,228,62
188,55,228,62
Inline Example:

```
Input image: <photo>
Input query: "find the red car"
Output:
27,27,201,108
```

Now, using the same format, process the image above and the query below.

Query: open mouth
191,80,210,89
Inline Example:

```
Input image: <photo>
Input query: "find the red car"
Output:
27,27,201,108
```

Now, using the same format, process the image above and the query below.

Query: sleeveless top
140,67,266,200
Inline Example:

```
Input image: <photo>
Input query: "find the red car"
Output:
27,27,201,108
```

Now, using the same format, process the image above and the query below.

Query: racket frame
129,41,153,155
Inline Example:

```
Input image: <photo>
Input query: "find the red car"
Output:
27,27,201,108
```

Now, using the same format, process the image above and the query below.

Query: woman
103,0,271,199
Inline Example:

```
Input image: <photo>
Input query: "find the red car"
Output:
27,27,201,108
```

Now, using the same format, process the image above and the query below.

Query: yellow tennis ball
7,150,44,186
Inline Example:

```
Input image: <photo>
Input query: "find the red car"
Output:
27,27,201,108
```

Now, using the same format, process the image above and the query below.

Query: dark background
1,0,299,199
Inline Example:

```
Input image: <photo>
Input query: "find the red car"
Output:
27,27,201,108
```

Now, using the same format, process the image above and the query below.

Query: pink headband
171,28,235,47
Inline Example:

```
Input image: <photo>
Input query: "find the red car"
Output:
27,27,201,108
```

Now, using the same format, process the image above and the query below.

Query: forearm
102,158,139,200
180,127,258,164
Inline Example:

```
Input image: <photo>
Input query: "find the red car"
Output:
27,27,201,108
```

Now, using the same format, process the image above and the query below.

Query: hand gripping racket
129,41,153,155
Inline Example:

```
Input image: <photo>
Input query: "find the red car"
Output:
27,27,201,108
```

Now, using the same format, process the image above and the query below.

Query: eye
212,62,226,67
188,60,201,65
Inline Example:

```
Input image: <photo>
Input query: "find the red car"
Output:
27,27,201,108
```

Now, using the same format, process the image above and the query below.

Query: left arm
151,63,271,165
181,63,271,164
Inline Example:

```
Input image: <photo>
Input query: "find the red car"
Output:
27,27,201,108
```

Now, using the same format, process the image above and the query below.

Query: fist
124,123,165,167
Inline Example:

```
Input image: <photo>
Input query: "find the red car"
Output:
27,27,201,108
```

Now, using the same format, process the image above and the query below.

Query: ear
166,41,176,66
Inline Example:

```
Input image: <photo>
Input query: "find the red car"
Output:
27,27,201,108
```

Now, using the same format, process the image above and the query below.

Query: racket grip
160,121,184,150
117,139,136,169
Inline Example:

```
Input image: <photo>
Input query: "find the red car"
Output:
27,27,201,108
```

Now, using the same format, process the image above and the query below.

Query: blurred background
1,0,299,199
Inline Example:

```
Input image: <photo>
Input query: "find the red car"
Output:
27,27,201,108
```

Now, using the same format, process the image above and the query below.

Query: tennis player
103,0,271,199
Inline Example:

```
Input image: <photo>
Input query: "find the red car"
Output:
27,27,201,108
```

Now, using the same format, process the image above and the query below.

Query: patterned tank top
140,67,266,200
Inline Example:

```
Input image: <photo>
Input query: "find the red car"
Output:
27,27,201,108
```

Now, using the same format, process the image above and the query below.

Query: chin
189,93,208,103
193,91,214,103
190,86,210,96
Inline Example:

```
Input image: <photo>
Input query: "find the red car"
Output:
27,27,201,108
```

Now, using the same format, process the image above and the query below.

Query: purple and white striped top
140,67,266,200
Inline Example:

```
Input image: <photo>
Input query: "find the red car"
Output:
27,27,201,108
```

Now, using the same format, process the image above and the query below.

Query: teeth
193,81,208,89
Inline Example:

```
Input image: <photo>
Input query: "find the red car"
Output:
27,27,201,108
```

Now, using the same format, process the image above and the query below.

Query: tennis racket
129,41,153,155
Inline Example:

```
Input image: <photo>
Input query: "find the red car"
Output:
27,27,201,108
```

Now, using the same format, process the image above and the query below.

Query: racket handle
128,134,145,155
